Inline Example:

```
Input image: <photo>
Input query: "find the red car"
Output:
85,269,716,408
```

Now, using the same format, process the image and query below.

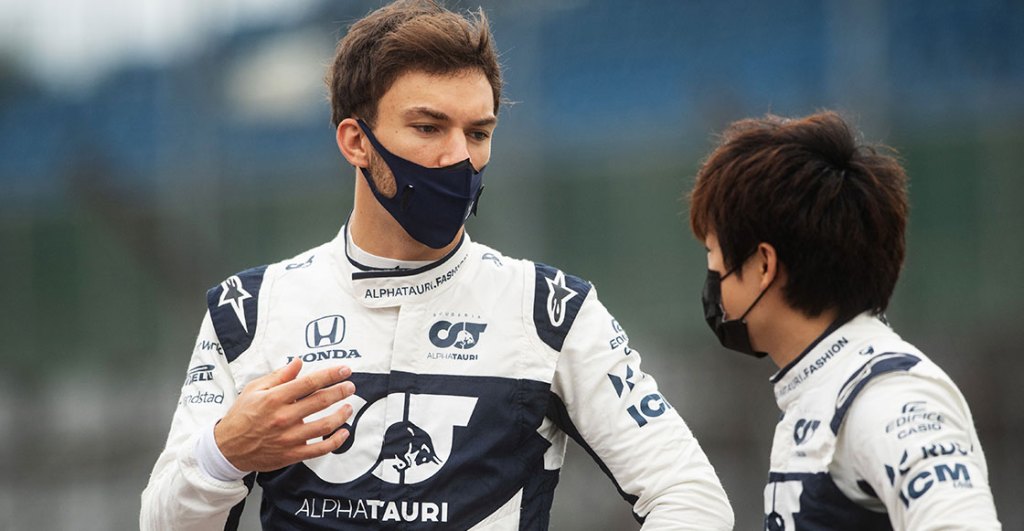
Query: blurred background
1,0,1022,529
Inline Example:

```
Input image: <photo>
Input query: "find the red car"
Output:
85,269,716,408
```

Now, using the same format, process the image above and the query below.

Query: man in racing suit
688,111,1000,529
140,1,733,529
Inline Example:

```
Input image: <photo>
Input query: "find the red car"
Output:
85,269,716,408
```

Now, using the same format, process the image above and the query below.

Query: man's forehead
381,69,497,123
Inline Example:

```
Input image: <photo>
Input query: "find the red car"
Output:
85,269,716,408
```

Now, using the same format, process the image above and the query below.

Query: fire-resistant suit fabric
763,313,1000,530
141,226,733,530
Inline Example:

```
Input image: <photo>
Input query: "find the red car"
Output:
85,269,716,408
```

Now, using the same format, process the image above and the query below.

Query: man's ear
336,118,370,168
756,242,778,290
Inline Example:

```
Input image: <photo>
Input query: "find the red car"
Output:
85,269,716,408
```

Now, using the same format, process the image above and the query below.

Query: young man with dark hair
141,2,733,529
689,111,1000,529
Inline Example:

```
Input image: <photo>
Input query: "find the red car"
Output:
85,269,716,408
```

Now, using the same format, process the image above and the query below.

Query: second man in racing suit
688,110,1000,530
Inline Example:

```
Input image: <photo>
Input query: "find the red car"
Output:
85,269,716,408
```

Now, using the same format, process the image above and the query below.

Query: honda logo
306,315,346,348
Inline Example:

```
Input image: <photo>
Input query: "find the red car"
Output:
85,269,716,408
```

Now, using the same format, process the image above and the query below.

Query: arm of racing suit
140,312,251,531
546,284,734,530
836,373,1001,530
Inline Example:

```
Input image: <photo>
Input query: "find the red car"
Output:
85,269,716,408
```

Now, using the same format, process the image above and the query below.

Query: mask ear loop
723,246,773,321
737,276,775,321
471,185,484,216
721,247,759,280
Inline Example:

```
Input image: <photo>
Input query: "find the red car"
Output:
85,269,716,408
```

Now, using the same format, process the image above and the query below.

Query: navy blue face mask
357,119,485,249
701,256,772,359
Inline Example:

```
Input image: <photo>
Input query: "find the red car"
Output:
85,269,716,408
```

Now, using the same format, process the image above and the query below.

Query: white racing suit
141,227,733,530
764,313,1000,530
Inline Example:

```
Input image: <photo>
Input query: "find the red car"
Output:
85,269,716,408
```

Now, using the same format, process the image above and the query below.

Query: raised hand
214,359,356,472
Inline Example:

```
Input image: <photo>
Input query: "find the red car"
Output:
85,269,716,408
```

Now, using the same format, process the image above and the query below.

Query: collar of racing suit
768,312,901,410
328,223,475,309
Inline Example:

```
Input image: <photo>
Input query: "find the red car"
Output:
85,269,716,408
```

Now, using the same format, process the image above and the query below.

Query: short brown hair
326,0,502,127
689,111,909,319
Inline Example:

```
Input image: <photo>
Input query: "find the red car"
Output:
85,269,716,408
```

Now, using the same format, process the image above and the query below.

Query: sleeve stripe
831,352,921,434
546,392,645,525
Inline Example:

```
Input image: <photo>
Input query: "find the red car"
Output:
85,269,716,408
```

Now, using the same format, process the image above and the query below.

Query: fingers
295,427,351,461
250,358,303,391
288,380,357,419
277,365,353,403
293,403,354,443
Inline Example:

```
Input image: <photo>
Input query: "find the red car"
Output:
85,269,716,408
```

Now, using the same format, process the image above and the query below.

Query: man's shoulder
203,239,335,361
466,240,595,352
830,341,961,435
206,240,332,293
466,240,592,285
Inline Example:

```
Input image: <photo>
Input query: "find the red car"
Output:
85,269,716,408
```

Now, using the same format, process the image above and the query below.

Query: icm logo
306,315,346,348
428,321,487,349
793,418,821,445
545,270,578,327
886,459,975,507
184,364,215,385
304,393,478,485
626,393,673,428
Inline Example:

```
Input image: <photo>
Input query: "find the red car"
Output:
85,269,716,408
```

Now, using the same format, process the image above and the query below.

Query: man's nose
437,131,471,168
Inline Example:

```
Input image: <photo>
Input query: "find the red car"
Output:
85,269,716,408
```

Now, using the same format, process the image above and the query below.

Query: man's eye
469,131,491,141
413,125,438,134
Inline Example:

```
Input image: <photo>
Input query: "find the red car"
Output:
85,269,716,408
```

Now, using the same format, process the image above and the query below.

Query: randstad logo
428,321,487,349
307,315,346,348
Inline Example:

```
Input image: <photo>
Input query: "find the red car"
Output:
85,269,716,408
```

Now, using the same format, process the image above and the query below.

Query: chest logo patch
306,315,346,348
793,418,821,445
429,321,487,349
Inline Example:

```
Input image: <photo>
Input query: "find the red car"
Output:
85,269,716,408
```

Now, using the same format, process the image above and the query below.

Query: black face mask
356,119,485,249
702,260,772,359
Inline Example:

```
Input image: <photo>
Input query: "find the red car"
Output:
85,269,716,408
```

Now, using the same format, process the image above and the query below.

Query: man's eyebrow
403,107,497,127
404,107,450,122
470,116,498,127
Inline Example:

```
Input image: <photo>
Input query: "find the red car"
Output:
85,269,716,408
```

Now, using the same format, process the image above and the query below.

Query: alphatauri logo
304,393,478,485
793,418,821,445
428,321,487,349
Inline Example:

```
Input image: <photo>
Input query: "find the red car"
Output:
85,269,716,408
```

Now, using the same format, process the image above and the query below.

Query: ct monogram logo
428,321,487,349
793,418,821,445
304,393,478,485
